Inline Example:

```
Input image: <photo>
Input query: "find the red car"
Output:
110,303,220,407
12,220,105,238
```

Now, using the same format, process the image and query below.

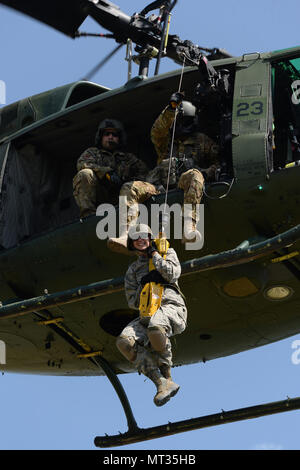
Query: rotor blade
169,0,178,12
81,43,123,81
140,1,167,16
0,0,88,37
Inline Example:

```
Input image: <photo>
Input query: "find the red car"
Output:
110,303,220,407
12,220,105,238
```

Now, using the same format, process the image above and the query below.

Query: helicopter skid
94,395,300,448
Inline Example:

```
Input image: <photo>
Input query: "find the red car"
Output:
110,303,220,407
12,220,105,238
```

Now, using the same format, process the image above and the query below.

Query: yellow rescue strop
139,55,186,319
139,236,170,318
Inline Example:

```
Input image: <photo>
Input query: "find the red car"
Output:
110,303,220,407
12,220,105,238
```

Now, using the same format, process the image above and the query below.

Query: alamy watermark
0,340,6,365
95,197,204,250
292,80,300,106
291,339,300,365
0,80,6,105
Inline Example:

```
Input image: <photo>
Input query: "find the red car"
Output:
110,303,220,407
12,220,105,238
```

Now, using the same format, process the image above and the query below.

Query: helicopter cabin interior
1,50,299,250
272,55,300,170
0,61,237,250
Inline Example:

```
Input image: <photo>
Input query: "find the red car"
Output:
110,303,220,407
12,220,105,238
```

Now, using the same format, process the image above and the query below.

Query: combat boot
159,364,180,399
146,369,179,407
107,202,138,255
107,224,130,255
182,203,202,246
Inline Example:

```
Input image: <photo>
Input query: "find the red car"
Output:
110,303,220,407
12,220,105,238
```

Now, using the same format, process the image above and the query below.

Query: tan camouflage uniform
148,106,220,211
119,248,187,375
73,147,152,217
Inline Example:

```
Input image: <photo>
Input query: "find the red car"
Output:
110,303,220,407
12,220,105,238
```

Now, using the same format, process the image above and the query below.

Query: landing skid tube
94,395,300,447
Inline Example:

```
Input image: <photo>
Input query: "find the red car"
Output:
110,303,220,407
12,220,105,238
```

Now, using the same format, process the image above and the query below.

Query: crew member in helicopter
73,118,157,219
116,223,187,407
147,91,220,244
106,93,221,254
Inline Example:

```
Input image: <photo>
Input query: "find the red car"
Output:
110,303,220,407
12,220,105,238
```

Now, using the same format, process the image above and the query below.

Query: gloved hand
140,269,166,286
105,171,122,186
154,237,170,255
146,240,158,258
169,91,185,109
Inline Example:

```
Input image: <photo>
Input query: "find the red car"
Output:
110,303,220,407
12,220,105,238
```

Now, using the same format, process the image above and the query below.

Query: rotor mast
81,0,231,78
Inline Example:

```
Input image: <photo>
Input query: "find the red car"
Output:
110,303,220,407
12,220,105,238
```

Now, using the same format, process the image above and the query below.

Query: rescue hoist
139,234,170,317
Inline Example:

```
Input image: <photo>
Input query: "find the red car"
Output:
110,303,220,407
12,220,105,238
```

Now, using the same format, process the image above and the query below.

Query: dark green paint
0,49,300,378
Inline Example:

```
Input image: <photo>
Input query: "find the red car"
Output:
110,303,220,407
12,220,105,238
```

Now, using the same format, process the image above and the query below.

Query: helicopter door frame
231,55,273,181
0,140,10,195
271,53,300,170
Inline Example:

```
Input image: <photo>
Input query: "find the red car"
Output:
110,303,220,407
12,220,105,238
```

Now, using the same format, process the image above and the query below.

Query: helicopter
1,0,300,450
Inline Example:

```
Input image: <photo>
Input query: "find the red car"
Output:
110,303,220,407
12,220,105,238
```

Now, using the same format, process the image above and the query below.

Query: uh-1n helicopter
1,0,300,449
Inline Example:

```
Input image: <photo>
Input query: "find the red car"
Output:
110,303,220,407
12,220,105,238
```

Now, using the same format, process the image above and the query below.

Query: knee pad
119,182,135,199
116,336,137,362
147,326,167,352
148,325,166,335
73,168,97,191
116,336,135,353
77,168,95,181
116,335,135,347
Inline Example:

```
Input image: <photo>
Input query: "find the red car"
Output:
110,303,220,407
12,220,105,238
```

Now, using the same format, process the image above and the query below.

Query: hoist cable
162,56,186,224
203,178,235,200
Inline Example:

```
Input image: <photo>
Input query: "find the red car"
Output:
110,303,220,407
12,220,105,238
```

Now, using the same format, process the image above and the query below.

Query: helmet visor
130,231,151,240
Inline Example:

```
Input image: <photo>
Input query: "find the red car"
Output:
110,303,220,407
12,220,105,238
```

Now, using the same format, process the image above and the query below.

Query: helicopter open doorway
0,60,236,250
272,53,300,170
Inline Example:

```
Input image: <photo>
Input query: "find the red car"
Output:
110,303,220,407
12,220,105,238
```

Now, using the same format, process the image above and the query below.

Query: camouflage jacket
125,248,185,313
76,147,148,182
150,106,220,187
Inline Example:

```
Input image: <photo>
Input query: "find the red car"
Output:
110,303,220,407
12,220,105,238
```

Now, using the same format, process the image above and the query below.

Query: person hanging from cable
116,223,187,407
147,91,220,245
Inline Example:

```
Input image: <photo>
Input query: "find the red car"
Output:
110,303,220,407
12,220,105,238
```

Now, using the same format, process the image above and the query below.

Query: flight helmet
127,224,153,251
95,118,127,148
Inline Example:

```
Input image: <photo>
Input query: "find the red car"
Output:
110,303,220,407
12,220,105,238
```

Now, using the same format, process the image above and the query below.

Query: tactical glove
169,91,185,109
105,171,122,186
140,269,166,286
146,240,158,258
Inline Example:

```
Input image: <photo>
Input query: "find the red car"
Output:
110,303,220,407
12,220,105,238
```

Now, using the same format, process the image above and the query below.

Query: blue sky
1,0,300,451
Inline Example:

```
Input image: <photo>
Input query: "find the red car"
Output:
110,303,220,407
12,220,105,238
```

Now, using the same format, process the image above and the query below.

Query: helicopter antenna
139,1,175,76
154,2,172,75
125,39,133,81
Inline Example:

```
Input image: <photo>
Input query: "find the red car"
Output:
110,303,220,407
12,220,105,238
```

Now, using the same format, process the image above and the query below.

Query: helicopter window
272,56,300,169
64,82,110,108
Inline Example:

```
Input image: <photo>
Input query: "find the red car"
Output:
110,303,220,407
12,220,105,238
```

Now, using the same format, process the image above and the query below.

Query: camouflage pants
73,168,119,217
178,169,205,221
119,303,187,375
177,168,205,205
120,181,158,206
73,169,97,217
73,171,157,218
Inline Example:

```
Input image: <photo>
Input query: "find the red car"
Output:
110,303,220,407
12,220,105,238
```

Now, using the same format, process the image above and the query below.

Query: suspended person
73,118,154,219
147,91,220,244
116,224,187,406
